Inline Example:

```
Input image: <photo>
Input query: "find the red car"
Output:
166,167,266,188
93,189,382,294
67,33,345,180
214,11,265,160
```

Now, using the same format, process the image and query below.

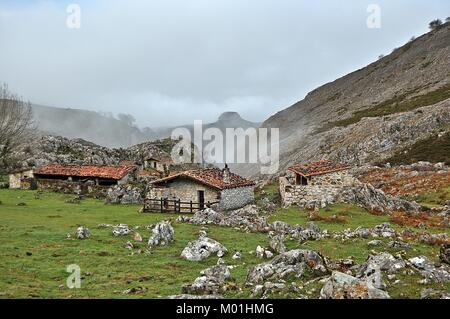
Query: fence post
190,200,193,213
160,197,163,213
178,199,181,213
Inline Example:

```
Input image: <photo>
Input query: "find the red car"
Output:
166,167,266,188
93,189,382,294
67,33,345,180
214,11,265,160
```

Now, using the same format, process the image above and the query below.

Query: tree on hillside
428,19,443,30
0,84,34,173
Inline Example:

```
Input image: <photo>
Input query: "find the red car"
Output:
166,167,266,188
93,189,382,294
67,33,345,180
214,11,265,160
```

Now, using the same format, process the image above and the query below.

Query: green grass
407,186,450,209
382,131,450,165
0,189,448,299
320,83,450,130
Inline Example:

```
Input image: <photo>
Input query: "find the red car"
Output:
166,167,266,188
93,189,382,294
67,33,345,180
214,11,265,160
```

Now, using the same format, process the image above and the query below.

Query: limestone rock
112,224,131,236
181,237,228,262
246,249,327,284
148,221,174,247
182,264,231,295
76,226,90,239
320,271,390,299
408,256,450,283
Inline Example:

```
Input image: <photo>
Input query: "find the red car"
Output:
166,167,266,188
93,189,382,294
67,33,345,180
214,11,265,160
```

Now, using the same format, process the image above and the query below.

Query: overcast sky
0,0,449,127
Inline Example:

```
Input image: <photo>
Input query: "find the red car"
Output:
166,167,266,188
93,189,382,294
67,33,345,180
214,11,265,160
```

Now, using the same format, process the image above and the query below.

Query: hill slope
246,23,450,178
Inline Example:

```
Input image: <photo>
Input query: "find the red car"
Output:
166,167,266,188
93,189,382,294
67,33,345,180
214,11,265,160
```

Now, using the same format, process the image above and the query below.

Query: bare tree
0,84,34,173
428,19,443,30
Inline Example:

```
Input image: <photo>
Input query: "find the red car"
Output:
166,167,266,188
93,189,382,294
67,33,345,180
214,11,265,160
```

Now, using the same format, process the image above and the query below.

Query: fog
0,0,448,127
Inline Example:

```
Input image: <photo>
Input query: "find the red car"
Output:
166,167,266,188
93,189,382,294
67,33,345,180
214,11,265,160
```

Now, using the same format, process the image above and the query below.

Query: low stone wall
36,179,109,198
280,177,341,209
219,186,255,211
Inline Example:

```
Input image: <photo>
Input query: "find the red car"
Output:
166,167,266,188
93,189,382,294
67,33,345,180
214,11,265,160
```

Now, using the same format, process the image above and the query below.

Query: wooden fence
143,198,219,214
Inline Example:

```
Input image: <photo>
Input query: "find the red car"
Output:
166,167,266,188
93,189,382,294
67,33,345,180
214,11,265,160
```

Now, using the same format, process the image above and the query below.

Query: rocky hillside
249,23,450,178
8,134,174,172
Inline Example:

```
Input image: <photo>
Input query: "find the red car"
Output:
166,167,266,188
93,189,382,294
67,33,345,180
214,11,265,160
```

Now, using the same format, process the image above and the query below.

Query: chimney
222,163,230,183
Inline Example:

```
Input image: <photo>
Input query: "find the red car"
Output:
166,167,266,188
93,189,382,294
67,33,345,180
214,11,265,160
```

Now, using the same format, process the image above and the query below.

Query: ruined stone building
9,169,35,189
280,160,353,208
143,156,172,175
146,165,255,211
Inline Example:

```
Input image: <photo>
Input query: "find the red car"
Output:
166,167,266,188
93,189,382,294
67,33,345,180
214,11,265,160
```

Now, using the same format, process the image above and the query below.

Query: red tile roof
150,168,255,190
288,160,350,177
34,164,136,180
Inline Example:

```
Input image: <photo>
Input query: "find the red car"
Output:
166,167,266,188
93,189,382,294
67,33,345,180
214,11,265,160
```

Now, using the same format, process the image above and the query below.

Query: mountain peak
218,111,242,122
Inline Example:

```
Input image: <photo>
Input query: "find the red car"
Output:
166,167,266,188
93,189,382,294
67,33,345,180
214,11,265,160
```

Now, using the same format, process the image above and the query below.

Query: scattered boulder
112,224,131,236
76,226,90,239
148,221,174,247
268,232,286,254
367,240,384,247
246,249,327,284
420,288,450,299
181,237,228,261
106,185,144,204
232,252,242,260
182,263,231,295
388,240,411,249
180,205,271,233
408,256,450,283
255,245,273,259
320,271,390,299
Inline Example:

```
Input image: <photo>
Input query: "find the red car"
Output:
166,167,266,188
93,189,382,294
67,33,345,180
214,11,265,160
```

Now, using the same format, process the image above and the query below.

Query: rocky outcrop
338,179,421,213
270,221,326,241
180,236,228,262
105,185,146,204
182,263,231,295
320,271,390,299
148,221,174,247
246,249,328,284
178,206,271,233
408,256,450,283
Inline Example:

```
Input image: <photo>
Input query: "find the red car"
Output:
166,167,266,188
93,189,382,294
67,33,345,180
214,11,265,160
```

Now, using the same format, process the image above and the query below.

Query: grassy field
0,189,448,299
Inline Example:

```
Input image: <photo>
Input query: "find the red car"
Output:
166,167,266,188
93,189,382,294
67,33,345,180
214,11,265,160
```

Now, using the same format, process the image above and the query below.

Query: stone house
144,156,172,175
280,160,353,208
146,165,255,211
9,169,35,189
33,164,138,196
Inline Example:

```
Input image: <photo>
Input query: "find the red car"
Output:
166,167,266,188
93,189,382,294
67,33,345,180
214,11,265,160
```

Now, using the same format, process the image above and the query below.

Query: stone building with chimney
146,165,255,211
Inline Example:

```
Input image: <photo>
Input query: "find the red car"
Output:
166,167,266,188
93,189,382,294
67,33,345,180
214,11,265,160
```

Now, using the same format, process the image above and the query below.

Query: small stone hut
146,165,255,211
280,160,353,208
144,156,172,175
9,169,35,189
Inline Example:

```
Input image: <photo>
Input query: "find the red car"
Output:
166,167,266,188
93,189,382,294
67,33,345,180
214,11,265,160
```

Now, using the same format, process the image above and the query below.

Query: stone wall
36,179,109,198
280,172,355,209
148,178,220,204
9,170,34,189
218,186,255,211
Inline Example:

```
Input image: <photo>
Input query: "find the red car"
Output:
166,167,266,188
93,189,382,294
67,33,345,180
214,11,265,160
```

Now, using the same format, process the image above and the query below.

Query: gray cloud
0,0,448,127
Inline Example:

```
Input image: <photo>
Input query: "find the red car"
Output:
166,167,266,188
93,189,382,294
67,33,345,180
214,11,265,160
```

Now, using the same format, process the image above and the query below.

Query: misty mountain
152,111,261,139
31,104,156,148
240,22,450,179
